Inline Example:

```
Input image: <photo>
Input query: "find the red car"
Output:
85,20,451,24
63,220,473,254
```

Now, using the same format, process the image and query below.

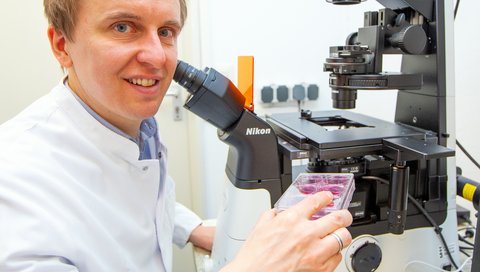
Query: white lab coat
0,83,201,271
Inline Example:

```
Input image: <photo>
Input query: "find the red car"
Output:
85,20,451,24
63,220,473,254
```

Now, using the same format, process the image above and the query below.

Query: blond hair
44,0,188,40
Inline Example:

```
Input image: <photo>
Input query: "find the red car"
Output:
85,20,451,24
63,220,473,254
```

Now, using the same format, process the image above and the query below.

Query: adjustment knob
345,236,382,272
300,109,312,119
389,25,427,55
351,242,382,271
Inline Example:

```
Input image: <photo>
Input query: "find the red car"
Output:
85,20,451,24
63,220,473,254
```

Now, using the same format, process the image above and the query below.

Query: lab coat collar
50,82,142,163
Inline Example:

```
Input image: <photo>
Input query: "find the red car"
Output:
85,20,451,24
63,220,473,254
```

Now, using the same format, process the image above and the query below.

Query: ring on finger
329,232,344,253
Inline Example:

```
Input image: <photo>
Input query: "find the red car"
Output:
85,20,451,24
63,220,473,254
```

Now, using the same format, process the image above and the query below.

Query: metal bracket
382,137,455,162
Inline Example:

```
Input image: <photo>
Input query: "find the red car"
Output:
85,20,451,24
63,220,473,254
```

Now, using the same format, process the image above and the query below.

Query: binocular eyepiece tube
173,60,208,94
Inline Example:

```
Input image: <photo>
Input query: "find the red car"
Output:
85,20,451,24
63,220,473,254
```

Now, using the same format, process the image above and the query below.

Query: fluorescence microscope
174,0,460,270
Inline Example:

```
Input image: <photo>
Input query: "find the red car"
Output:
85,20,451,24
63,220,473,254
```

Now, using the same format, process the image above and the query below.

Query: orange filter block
237,56,254,112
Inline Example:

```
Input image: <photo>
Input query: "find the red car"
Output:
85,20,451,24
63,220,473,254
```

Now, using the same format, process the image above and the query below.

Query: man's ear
47,26,73,68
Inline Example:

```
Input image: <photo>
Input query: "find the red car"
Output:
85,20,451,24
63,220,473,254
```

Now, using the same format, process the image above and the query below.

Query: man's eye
114,23,131,33
158,28,173,38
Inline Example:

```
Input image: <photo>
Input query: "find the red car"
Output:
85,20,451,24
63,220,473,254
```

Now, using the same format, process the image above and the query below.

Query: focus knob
351,242,382,272
389,25,427,55
345,236,382,272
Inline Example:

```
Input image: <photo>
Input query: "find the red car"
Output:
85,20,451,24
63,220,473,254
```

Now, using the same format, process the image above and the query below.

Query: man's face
62,0,181,135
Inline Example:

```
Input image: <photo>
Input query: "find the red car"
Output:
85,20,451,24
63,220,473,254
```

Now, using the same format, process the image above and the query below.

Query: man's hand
222,191,353,272
189,225,215,251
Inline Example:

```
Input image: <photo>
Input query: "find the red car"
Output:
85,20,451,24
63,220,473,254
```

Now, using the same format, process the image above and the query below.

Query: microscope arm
173,60,282,205
324,2,433,109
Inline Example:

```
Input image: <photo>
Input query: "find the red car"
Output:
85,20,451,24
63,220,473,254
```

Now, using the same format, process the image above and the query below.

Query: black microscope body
174,0,457,270
268,0,455,237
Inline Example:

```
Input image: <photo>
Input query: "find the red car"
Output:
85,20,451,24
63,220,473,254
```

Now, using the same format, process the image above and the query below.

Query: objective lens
332,89,357,109
173,60,208,94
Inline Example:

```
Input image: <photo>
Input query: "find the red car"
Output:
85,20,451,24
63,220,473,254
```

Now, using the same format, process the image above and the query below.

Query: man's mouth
127,78,158,87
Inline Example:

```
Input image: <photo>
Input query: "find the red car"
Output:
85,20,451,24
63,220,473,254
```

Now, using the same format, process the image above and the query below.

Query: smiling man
0,0,212,271
0,0,353,271
55,0,181,137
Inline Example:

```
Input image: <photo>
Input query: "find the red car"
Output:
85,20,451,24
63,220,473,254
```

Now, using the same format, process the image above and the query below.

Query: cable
406,257,470,272
459,249,470,257
458,235,475,247
459,246,474,250
457,226,475,232
457,214,473,226
362,175,389,185
361,175,460,269
454,0,461,19
405,257,471,272
408,194,460,269
456,139,480,171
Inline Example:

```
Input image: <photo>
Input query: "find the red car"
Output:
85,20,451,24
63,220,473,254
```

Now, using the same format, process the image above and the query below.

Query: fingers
321,228,352,256
313,209,353,237
303,227,351,266
242,198,353,271
286,191,334,219
328,232,344,253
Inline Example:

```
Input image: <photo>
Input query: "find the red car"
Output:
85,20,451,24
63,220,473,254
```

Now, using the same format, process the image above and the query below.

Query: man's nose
136,32,166,69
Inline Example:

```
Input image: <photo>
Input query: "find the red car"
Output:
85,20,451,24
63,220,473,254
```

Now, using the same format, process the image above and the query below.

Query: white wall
193,0,479,225
453,1,480,221
0,1,63,123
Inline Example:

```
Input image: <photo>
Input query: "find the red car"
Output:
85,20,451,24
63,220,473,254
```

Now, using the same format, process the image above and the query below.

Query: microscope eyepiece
173,60,208,94
172,60,246,131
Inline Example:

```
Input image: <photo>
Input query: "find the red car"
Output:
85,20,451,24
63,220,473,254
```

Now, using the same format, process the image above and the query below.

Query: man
0,0,352,271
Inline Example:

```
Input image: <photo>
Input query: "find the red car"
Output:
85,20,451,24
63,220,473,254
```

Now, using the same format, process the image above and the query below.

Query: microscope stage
267,110,429,159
